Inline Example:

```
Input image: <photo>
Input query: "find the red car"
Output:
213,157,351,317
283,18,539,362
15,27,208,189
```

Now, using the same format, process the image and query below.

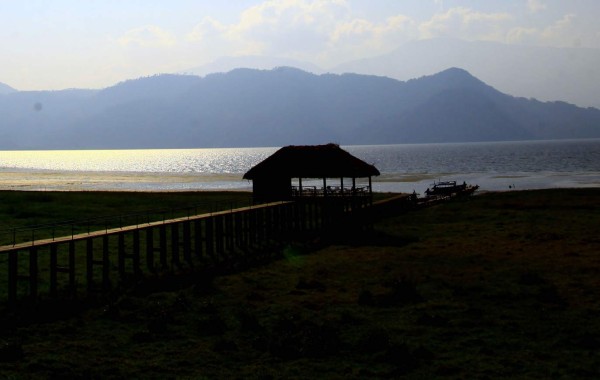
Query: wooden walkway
0,201,306,306
1,196,379,306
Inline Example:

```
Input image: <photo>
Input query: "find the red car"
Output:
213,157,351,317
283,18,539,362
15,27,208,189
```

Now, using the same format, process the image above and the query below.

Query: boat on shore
424,180,479,198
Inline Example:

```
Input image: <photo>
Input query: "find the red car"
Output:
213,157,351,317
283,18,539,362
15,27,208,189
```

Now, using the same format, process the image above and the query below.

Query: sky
1,0,599,91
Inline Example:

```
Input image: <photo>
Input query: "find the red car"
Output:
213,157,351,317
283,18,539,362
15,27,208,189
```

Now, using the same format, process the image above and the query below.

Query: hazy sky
2,0,599,91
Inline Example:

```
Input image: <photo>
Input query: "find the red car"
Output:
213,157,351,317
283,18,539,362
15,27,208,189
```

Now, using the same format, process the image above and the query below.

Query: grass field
0,188,599,378
0,191,254,246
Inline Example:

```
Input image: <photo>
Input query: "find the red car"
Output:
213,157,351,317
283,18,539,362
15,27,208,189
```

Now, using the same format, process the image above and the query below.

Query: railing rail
0,196,376,307
0,198,251,247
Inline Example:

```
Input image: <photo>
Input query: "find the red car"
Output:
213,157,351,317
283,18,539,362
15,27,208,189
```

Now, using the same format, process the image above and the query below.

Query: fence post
102,235,110,289
118,233,126,279
133,229,140,275
183,222,191,265
159,225,167,268
69,241,76,295
86,239,94,292
8,250,18,305
50,245,58,297
194,219,203,259
146,227,155,272
171,224,180,266
29,246,38,300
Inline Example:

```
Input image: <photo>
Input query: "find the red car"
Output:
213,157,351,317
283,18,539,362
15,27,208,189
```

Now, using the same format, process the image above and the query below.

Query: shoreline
1,171,600,193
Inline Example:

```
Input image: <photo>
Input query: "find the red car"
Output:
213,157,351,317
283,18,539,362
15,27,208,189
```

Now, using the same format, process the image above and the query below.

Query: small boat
424,180,479,197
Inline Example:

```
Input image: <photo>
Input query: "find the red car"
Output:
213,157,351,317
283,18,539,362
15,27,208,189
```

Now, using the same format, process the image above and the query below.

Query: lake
1,139,599,194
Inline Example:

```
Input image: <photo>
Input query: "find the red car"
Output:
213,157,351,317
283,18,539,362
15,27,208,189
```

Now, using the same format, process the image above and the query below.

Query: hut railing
291,185,371,197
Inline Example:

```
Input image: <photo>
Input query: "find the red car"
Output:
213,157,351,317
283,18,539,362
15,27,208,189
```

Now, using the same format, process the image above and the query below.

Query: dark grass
0,190,254,246
1,188,600,378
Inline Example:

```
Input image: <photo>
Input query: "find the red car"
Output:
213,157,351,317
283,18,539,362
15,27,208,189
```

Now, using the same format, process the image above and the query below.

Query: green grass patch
0,190,254,245
0,189,599,378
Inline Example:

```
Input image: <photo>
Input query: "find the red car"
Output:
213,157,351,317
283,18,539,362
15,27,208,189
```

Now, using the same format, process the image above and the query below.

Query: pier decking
0,195,386,306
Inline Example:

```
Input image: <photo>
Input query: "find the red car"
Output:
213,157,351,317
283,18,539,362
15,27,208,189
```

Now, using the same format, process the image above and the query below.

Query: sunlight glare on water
0,148,276,173
0,140,599,192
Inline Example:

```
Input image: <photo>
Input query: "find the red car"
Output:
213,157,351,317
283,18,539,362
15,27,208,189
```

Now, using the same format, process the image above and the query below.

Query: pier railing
0,196,377,307
0,199,251,248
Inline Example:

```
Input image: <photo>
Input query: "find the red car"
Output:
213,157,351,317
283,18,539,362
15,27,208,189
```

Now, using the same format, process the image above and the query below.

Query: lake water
1,139,599,194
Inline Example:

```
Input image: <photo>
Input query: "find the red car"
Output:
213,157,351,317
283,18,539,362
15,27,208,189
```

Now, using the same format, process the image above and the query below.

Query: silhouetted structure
243,143,380,202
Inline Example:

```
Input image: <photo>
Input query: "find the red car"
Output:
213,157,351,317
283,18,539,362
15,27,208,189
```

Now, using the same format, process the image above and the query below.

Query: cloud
185,0,352,62
118,25,177,48
115,1,594,73
329,14,417,59
507,13,577,46
419,7,512,41
527,0,547,13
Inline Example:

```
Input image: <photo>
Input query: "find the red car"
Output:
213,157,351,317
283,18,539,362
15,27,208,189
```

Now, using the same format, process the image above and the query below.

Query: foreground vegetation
1,188,599,378
0,191,253,246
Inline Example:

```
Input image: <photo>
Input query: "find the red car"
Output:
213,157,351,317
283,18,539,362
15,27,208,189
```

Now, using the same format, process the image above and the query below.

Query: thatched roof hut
243,143,380,202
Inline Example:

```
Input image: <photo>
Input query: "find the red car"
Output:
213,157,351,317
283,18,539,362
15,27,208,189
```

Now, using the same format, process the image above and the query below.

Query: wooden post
273,205,280,237
102,235,110,289
86,239,94,292
50,245,58,297
235,212,243,250
215,215,224,258
226,214,234,253
171,224,179,266
243,210,251,250
159,225,167,268
118,234,125,278
133,229,141,274
146,227,155,272
248,209,256,246
8,250,17,305
205,217,215,260
265,207,272,240
29,247,38,299
256,209,264,243
369,176,373,206
183,221,192,265
194,219,203,258
69,241,75,295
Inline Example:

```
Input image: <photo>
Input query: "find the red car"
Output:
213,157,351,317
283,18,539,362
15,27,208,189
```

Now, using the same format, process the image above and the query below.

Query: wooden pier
0,197,376,306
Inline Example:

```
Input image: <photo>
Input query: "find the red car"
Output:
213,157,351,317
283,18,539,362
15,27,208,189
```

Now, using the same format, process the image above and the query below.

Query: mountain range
0,67,599,150
184,39,600,110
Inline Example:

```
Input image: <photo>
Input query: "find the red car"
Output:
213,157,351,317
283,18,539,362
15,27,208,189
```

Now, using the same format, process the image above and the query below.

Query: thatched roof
243,143,380,180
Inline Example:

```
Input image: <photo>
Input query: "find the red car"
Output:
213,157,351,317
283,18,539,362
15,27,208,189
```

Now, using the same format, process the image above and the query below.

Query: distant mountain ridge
0,67,599,149
332,38,600,109
0,82,16,95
